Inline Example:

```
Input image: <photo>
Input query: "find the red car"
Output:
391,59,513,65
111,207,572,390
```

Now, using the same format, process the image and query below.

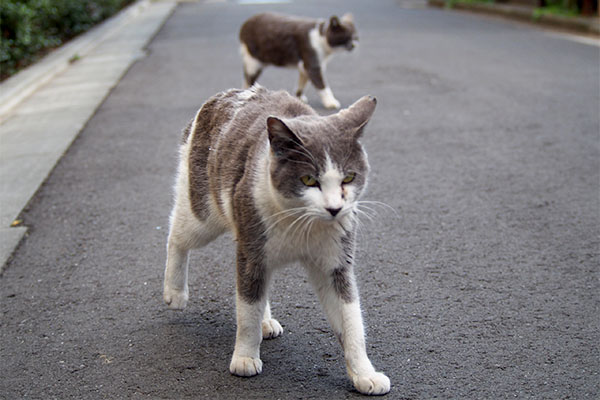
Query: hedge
0,0,135,80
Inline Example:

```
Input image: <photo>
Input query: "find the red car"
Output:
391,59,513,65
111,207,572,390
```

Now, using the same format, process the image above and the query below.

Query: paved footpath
0,0,599,399
0,0,177,270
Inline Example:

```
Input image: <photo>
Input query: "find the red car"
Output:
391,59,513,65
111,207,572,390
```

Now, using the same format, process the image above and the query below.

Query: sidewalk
0,0,176,272
428,0,600,35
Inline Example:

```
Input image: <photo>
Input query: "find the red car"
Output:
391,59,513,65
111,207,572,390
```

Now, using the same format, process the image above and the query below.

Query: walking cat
163,86,390,395
239,12,358,110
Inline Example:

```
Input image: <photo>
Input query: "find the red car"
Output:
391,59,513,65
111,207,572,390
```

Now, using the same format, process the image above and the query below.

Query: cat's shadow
148,302,384,398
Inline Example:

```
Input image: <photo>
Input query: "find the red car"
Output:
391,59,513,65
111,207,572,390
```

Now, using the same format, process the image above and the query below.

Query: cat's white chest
263,218,345,269
308,27,333,66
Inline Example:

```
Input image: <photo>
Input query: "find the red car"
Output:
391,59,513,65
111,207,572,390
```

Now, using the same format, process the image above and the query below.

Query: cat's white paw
323,98,341,110
262,318,283,339
353,372,391,395
298,94,308,103
318,87,341,110
229,356,263,377
163,286,188,310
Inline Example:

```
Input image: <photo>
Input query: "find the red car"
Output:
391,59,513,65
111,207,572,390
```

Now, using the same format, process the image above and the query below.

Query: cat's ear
329,16,340,29
267,117,303,156
337,96,377,139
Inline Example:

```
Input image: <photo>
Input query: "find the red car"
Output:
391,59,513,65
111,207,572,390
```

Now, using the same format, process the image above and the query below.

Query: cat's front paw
353,372,391,395
297,94,308,103
262,318,283,339
229,356,263,377
163,286,188,310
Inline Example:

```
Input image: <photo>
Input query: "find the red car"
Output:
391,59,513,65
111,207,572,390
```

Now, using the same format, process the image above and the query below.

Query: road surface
1,0,598,398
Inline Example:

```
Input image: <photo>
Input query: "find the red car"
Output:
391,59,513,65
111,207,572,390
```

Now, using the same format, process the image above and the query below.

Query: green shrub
0,0,134,79
533,0,580,19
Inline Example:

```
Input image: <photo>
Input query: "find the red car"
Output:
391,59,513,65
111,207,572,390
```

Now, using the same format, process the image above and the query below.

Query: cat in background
239,12,358,110
163,85,390,395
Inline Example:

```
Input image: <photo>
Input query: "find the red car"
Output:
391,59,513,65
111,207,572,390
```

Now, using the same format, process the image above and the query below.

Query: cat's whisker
263,208,311,235
265,206,310,220
256,212,296,235
281,212,313,240
356,200,399,217
354,202,378,217
265,206,308,220
354,207,375,223
355,205,378,221
351,212,370,241
297,216,318,264
262,206,310,224
304,218,317,263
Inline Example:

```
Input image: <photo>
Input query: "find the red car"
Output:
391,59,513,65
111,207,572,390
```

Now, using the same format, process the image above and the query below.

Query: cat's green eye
343,173,356,184
301,175,318,187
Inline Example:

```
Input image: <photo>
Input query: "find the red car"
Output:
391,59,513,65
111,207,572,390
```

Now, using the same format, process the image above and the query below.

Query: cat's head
325,13,358,51
267,96,376,222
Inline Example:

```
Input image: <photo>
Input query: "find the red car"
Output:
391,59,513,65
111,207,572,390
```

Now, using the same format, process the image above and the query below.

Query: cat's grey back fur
186,86,315,222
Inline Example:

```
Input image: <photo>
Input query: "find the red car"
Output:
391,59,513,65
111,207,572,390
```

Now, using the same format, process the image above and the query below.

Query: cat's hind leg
164,163,225,310
164,211,225,309
295,63,309,103
240,44,263,88
164,230,190,310
164,204,226,309
262,300,283,339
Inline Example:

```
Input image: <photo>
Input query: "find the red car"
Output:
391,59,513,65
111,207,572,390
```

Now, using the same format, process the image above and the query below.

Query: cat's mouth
346,39,358,51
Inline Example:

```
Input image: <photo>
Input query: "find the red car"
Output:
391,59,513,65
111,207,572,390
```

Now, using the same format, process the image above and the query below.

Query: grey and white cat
163,86,390,395
239,12,358,110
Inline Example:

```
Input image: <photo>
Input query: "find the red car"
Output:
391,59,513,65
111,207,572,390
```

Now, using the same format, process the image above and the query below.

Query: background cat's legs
262,300,283,339
243,68,262,89
295,64,309,103
240,44,263,88
317,87,341,110
305,65,340,109
307,266,390,395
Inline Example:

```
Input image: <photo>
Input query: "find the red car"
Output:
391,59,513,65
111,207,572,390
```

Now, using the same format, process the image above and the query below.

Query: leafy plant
1,0,134,80
533,0,580,19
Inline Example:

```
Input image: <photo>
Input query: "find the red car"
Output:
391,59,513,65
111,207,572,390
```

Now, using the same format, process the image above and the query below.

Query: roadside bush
0,0,134,80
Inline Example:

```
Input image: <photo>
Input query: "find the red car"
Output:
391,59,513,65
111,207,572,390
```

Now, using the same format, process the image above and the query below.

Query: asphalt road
1,0,599,398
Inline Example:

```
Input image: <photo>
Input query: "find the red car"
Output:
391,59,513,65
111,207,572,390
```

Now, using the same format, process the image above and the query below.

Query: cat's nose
326,207,342,217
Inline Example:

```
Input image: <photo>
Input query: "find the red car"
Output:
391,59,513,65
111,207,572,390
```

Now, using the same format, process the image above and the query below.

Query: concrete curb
0,0,177,272
428,0,600,35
